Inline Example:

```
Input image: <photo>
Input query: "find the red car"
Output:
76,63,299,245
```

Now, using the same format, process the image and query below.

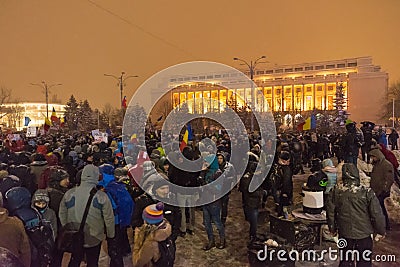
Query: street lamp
30,81,62,118
104,72,138,109
233,56,267,131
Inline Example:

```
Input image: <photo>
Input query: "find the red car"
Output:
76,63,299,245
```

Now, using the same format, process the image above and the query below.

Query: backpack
105,181,134,227
14,207,55,267
153,237,176,267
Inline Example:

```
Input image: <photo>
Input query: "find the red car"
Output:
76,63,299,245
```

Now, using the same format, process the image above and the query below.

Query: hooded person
140,161,161,193
98,163,134,267
0,192,31,267
59,164,115,267
326,163,386,266
133,202,175,267
5,187,54,267
200,154,225,250
368,148,394,230
31,189,58,241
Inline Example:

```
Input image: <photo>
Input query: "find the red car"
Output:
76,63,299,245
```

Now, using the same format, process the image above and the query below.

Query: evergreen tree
334,82,349,127
79,100,96,131
64,95,79,131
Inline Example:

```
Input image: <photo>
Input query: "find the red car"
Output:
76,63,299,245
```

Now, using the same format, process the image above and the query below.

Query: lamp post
104,72,138,109
233,56,266,132
30,81,62,118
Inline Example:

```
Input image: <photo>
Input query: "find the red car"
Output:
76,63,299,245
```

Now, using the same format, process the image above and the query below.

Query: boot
217,237,226,249
202,238,215,251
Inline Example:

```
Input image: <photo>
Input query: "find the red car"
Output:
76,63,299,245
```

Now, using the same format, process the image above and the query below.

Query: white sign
92,130,108,143
26,126,37,137
7,134,21,141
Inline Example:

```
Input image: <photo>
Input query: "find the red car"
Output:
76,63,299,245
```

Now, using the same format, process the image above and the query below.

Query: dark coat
369,148,394,196
327,164,386,239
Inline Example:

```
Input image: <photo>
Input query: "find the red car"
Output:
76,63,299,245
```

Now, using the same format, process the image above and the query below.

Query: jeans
377,192,390,229
221,193,230,225
68,243,101,267
243,206,258,238
108,225,124,267
339,236,372,267
177,193,196,232
203,202,225,240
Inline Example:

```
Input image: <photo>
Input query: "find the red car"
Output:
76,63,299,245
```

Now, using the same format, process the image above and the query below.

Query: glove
374,234,385,242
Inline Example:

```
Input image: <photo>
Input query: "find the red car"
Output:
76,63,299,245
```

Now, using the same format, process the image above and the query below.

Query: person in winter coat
98,163,134,267
217,152,236,226
239,160,263,243
133,202,175,267
368,148,394,230
132,175,181,242
46,169,70,267
327,163,386,267
343,122,361,165
59,164,115,267
30,153,48,190
199,155,225,250
31,189,58,241
275,151,293,218
168,151,200,237
388,129,399,150
0,192,31,267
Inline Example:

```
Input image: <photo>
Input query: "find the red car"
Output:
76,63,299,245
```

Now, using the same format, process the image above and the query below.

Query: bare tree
102,103,114,127
0,86,12,119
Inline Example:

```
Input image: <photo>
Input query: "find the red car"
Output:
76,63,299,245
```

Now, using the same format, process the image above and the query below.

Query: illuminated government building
161,56,388,124
0,102,65,131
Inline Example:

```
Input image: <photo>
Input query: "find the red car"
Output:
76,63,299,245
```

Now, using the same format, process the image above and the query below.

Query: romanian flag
180,129,189,152
44,116,52,132
50,107,59,124
303,115,316,131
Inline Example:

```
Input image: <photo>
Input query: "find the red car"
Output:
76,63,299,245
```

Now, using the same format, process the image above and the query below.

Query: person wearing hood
98,163,134,267
368,148,394,230
59,164,115,267
199,154,225,250
32,189,58,241
0,192,31,267
326,163,386,266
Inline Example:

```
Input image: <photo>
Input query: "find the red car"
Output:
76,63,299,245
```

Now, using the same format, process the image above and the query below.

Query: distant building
159,56,388,124
0,102,65,131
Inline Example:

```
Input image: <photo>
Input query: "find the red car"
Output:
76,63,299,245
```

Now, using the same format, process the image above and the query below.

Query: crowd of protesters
0,119,398,266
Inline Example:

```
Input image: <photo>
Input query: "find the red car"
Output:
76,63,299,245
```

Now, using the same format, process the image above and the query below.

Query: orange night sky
0,0,399,109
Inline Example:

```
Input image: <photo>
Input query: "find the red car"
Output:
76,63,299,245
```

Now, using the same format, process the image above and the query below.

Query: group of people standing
0,121,398,267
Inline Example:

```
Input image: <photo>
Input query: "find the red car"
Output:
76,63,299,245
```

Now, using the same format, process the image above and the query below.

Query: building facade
0,102,65,131
162,56,388,124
